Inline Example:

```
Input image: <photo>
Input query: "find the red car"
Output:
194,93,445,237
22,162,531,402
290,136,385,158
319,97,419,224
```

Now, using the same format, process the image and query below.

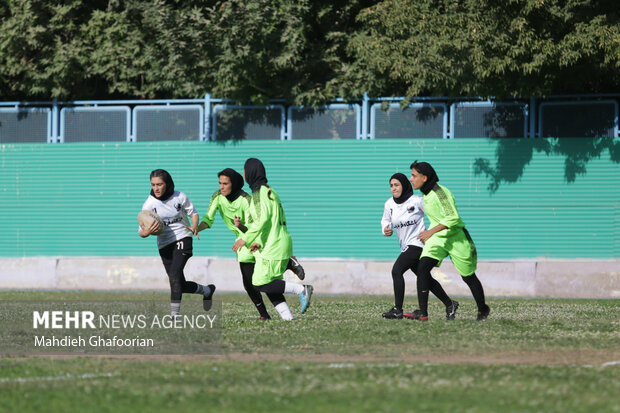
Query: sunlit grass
0,291,618,412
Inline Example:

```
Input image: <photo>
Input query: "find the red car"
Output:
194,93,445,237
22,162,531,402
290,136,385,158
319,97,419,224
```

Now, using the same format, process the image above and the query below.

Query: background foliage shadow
474,137,620,193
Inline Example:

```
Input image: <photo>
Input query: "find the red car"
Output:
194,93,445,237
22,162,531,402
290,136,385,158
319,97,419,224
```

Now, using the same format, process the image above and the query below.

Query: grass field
0,291,618,412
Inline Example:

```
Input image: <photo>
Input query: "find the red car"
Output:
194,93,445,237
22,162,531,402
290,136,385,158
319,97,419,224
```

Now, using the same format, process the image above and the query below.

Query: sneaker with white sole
287,256,305,280
445,300,459,320
382,306,404,319
299,285,313,313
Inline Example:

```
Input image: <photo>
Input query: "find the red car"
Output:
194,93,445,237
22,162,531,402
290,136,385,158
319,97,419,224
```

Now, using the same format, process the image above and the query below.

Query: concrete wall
2,257,618,299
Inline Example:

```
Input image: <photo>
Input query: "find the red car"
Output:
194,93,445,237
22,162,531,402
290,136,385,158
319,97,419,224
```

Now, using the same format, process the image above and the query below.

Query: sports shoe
203,284,216,311
287,256,305,280
299,285,313,313
445,300,459,320
403,309,428,321
259,315,271,321
382,306,403,319
477,304,490,321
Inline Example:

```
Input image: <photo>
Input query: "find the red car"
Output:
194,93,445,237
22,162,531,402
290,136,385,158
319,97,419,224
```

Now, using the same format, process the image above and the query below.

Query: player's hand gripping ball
138,210,164,235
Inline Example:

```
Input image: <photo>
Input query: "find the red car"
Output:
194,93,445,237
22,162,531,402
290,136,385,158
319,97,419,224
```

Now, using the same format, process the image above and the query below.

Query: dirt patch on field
9,348,619,366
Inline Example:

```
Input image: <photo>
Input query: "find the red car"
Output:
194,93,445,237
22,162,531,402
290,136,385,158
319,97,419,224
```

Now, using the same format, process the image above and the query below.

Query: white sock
195,284,211,296
170,302,181,316
274,302,293,321
284,282,304,295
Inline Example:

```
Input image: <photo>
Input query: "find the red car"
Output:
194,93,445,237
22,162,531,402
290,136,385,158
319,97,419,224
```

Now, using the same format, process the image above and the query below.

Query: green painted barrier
1,138,618,259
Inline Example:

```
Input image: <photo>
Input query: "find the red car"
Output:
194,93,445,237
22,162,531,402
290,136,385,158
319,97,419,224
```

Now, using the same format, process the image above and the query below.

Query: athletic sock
170,301,181,316
274,302,293,321
283,282,304,295
194,284,211,296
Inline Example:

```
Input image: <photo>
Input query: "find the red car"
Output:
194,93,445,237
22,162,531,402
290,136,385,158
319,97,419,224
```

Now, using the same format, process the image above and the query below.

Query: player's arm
197,191,220,233
241,191,270,245
233,196,252,233
234,216,248,233
180,193,200,238
184,212,201,239
418,224,447,242
233,191,269,251
381,202,393,236
418,195,454,242
138,200,159,237
139,220,160,238
190,213,200,233
138,214,159,238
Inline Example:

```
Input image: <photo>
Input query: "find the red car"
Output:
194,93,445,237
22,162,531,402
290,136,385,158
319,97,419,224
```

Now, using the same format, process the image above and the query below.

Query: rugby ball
137,210,164,235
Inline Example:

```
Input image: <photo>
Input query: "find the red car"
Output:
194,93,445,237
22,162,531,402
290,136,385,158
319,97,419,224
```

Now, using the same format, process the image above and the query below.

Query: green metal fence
1,138,618,259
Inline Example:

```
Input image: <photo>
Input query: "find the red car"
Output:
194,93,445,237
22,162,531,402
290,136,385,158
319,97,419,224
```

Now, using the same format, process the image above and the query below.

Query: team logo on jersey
175,203,181,211
153,208,157,214
163,216,183,226
407,205,416,213
394,220,417,229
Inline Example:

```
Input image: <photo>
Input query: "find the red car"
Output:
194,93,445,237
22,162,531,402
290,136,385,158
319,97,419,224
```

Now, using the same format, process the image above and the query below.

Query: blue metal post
204,93,212,141
529,97,536,138
51,99,59,143
361,93,369,139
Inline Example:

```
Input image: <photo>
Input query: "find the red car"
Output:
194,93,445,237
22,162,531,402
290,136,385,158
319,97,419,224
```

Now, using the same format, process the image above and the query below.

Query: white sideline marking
601,360,620,367
0,372,119,384
327,363,355,369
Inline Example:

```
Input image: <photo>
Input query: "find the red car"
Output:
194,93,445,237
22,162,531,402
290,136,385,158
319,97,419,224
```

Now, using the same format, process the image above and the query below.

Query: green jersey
240,186,293,261
422,184,466,237
421,183,477,275
201,190,255,263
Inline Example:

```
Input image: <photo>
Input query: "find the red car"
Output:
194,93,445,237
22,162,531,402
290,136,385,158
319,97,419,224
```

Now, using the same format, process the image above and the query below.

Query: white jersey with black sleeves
141,190,197,249
381,195,426,251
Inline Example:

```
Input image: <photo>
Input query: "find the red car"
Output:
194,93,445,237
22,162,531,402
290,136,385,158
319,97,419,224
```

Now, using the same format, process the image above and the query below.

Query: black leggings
159,237,197,301
417,256,486,314
239,262,269,306
392,246,451,309
254,279,286,307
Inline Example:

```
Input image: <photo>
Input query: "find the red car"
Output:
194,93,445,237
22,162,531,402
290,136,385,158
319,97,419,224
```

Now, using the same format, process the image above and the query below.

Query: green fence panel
1,138,618,259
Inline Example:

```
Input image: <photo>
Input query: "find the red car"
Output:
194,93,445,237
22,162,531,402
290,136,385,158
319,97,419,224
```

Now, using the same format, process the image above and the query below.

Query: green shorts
421,228,477,276
252,256,289,286
236,244,256,264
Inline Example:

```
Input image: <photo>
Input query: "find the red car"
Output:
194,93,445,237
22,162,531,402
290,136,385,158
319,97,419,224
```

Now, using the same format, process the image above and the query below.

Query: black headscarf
409,161,439,195
390,173,414,204
244,158,268,193
150,169,175,201
218,168,245,202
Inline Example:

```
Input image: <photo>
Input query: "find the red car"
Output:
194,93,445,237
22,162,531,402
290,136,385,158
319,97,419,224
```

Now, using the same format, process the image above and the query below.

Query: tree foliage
348,0,620,98
0,0,617,102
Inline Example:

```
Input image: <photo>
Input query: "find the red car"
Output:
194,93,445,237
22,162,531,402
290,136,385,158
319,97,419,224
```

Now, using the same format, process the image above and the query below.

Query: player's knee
391,265,405,279
461,273,478,285
243,283,258,294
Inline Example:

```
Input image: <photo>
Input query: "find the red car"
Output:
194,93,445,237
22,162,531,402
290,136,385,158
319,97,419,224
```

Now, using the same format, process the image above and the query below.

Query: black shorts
159,237,193,261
